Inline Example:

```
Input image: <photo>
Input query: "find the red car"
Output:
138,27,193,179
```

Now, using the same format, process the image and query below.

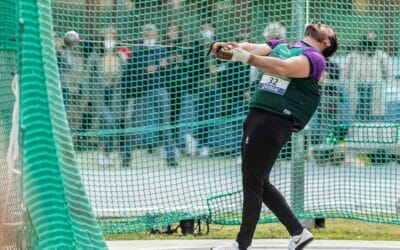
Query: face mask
144,38,156,46
104,39,116,49
201,30,214,40
168,31,178,40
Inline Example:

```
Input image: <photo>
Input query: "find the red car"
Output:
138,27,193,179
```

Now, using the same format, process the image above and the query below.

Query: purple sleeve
267,39,285,49
301,47,326,81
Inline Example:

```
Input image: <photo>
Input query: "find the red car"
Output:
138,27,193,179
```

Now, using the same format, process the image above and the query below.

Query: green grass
105,219,400,241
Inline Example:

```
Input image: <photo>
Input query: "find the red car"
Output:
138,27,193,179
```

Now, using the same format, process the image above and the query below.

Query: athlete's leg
236,108,294,249
262,181,303,236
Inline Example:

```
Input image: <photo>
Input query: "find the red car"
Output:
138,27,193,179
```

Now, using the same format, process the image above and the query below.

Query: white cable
2,73,20,228
7,72,20,174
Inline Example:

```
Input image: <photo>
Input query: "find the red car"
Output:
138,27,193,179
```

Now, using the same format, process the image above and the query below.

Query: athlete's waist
249,107,296,125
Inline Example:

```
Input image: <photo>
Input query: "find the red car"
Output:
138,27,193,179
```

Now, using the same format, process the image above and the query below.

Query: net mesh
50,0,400,234
20,0,106,249
0,1,21,249
53,0,400,233
1,0,400,245
0,0,107,249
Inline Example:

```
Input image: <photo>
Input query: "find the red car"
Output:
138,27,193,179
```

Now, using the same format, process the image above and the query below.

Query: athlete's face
305,23,338,57
305,23,333,44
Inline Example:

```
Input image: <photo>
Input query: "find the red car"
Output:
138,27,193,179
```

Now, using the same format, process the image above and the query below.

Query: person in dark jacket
121,24,178,167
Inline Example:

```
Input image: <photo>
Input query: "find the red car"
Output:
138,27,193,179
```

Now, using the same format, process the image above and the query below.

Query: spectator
184,23,222,157
263,21,287,41
310,59,341,145
122,24,178,167
74,39,97,151
259,22,293,159
87,26,124,166
218,32,250,117
55,36,71,106
343,30,393,120
55,35,91,150
163,24,187,156
117,46,132,65
199,23,215,45
216,32,250,162
250,22,287,84
309,58,353,165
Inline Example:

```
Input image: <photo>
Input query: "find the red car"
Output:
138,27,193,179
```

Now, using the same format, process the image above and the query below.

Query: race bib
258,74,291,95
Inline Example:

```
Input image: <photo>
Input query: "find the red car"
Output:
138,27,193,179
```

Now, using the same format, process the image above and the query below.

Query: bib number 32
258,74,290,95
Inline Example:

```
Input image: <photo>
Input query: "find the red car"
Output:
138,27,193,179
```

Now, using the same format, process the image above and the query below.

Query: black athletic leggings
236,108,303,249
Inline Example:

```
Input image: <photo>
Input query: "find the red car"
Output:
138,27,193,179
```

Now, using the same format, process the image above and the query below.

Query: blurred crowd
56,22,251,167
55,21,397,167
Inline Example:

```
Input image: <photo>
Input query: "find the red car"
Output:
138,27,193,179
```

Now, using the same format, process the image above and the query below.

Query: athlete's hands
206,42,232,59
209,42,251,64
229,47,251,64
215,46,234,61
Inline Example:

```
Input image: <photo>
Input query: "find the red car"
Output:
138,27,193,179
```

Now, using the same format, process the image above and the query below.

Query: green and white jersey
250,40,326,131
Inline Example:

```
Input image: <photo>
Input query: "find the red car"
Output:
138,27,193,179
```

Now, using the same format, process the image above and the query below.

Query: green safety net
50,0,400,234
0,0,20,248
1,0,107,249
20,0,107,249
1,0,400,247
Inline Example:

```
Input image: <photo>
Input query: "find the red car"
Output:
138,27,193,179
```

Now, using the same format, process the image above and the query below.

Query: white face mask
201,30,214,40
168,31,178,40
144,38,156,46
104,39,116,49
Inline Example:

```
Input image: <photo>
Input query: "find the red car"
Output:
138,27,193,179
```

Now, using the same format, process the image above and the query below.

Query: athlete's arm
211,42,272,56
247,54,310,78
212,42,310,78
237,42,272,56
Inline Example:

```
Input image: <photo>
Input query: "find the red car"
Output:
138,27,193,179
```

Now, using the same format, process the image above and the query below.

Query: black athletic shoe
121,159,130,168
147,147,154,154
166,158,178,167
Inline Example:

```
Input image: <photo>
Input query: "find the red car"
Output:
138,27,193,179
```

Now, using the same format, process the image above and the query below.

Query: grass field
105,218,400,241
